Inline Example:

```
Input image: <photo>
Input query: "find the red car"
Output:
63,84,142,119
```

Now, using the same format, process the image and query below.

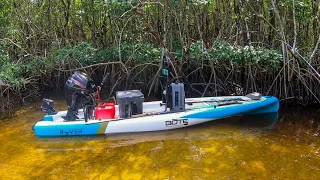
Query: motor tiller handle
101,73,110,88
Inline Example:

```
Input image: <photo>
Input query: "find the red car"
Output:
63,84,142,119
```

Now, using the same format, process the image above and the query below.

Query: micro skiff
33,95,279,137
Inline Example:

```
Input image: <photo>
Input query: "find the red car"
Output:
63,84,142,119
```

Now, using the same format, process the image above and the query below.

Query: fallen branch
49,61,128,72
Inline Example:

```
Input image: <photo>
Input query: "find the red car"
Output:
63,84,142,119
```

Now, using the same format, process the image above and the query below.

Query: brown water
0,100,319,179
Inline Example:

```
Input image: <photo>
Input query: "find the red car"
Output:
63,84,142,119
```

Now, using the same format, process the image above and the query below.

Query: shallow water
0,99,319,179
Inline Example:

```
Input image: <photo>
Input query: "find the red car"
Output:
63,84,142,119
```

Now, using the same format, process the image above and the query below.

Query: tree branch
126,0,201,95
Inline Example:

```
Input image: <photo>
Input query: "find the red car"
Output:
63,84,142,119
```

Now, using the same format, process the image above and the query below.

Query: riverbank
1,0,320,118
1,41,320,118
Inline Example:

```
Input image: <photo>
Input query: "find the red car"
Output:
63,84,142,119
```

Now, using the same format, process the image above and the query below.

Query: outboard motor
65,71,96,106
63,71,97,121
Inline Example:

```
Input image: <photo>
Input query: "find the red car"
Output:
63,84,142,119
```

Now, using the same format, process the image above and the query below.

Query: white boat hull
33,96,279,137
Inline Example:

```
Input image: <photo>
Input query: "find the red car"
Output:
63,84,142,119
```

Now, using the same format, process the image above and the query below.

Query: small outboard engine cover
64,71,96,107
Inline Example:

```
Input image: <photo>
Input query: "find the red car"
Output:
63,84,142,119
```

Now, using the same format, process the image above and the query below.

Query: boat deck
47,96,263,123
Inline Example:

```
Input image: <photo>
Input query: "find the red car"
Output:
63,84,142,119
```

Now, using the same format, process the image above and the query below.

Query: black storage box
116,90,144,118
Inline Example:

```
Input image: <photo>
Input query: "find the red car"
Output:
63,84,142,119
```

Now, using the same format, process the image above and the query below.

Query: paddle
85,92,263,125
84,110,191,125
186,92,262,105
84,112,160,125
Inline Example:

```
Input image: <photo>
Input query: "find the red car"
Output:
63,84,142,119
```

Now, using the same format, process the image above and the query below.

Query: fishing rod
161,54,172,111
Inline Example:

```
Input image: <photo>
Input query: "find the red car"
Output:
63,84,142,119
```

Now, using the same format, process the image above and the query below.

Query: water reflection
239,112,278,130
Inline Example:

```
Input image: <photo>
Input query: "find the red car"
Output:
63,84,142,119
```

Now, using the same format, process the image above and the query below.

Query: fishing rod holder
160,55,186,112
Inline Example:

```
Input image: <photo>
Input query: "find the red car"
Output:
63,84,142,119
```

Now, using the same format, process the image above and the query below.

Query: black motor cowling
65,71,97,107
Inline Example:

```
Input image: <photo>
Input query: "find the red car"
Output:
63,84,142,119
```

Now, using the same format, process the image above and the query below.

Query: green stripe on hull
96,122,109,134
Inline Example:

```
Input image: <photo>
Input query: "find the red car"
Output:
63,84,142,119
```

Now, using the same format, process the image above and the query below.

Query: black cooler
116,90,144,118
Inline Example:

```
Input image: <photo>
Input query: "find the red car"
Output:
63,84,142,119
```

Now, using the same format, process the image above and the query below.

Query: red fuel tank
95,103,115,120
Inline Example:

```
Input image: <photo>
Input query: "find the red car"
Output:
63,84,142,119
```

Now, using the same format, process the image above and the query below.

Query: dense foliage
1,0,320,116
0,40,283,88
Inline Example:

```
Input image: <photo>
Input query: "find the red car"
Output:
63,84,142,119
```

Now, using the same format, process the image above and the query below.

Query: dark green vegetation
1,0,320,117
